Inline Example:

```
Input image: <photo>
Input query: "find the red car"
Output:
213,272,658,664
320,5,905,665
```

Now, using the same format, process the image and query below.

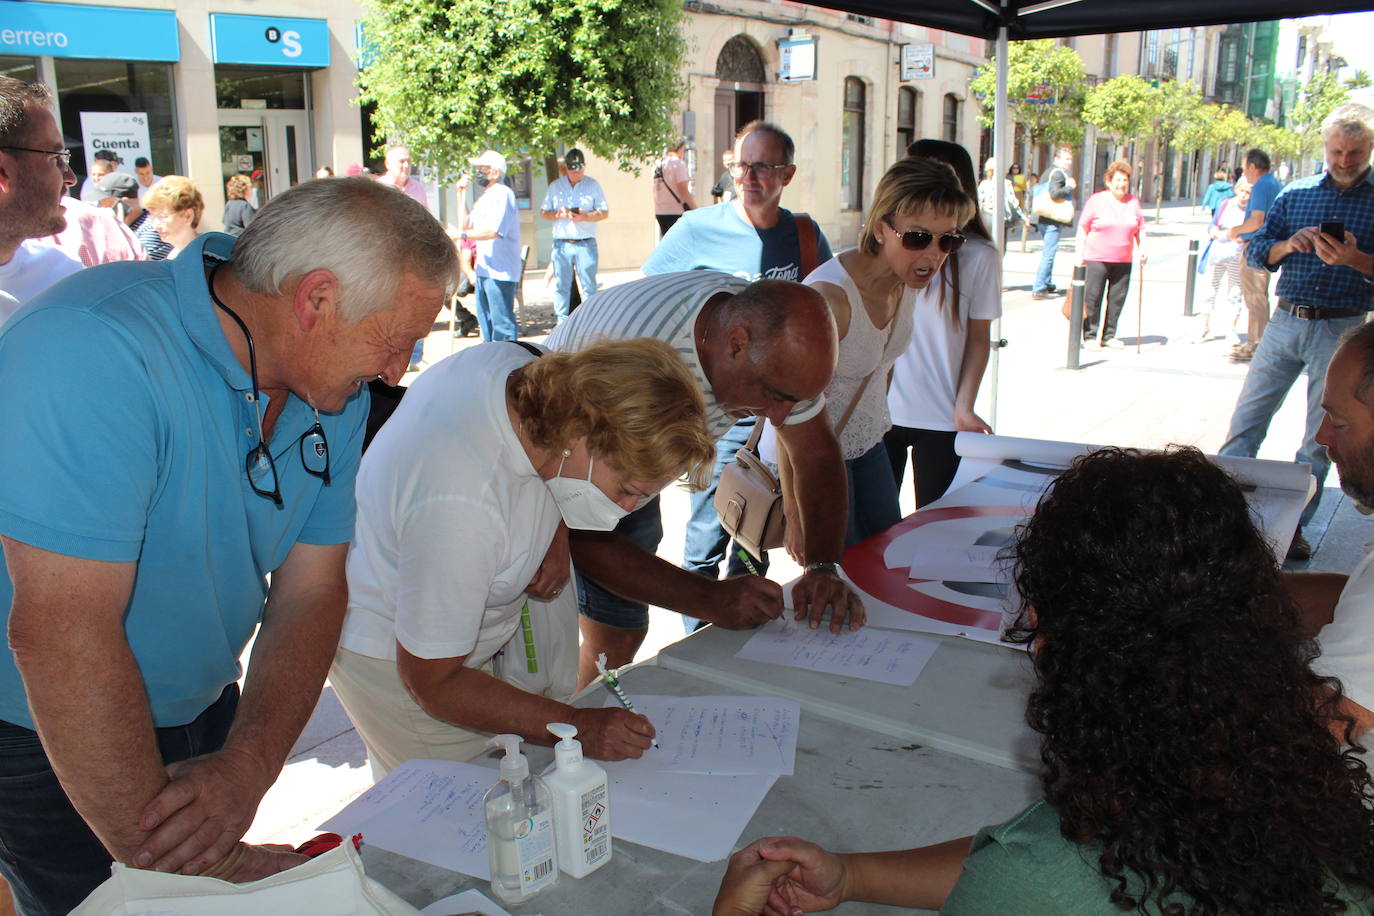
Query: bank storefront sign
210,14,329,68
0,0,178,61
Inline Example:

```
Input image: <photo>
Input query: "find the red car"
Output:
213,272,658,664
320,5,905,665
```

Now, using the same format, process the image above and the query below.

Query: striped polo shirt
545,270,824,440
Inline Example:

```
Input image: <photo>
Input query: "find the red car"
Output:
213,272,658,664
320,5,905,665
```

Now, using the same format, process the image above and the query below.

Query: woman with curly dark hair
713,446,1374,916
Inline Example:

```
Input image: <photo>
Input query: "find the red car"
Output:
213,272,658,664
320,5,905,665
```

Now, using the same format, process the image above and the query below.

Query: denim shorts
575,496,663,630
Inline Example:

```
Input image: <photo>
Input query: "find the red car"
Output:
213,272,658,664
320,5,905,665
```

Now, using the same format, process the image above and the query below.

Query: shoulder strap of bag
793,213,820,278
510,340,544,358
658,158,685,207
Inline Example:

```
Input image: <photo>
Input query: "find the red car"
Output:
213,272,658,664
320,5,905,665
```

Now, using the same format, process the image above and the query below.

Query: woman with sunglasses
883,139,1001,508
775,156,971,547
1077,159,1148,350
713,447,1374,916
331,338,715,778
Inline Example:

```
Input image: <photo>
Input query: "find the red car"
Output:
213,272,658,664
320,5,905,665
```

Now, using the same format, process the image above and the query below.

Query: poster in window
78,112,152,177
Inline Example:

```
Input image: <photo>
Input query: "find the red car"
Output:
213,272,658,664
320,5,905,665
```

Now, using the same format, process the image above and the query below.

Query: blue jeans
551,239,598,323
1033,221,1063,294
1219,307,1364,530
476,277,519,341
0,685,239,916
682,418,767,633
410,339,424,367
845,440,902,547
577,495,663,630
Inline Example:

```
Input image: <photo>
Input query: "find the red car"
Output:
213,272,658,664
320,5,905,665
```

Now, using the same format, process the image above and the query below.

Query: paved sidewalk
244,201,1372,846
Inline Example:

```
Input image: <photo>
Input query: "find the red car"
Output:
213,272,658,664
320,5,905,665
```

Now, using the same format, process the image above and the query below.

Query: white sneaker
1103,338,1125,350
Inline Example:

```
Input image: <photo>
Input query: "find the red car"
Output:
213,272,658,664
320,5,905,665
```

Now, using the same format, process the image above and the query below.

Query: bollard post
1066,264,1086,370
1183,238,1199,316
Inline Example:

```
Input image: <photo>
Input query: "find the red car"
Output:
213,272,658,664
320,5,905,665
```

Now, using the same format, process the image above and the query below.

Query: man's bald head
702,279,838,425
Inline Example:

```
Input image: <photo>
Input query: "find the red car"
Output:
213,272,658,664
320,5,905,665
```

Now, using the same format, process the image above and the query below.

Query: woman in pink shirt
1076,160,1147,350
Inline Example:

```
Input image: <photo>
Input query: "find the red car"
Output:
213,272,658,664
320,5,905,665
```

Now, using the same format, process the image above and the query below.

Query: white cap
468,150,507,174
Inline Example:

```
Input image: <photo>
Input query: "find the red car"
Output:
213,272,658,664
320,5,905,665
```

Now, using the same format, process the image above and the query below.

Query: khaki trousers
1239,243,1272,345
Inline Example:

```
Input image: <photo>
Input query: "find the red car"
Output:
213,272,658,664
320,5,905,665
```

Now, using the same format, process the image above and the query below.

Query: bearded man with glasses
0,78,82,324
0,170,456,913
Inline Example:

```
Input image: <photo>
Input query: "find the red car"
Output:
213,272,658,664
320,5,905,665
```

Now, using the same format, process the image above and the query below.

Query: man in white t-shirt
134,156,162,201
458,150,522,342
1295,320,1374,738
0,78,81,324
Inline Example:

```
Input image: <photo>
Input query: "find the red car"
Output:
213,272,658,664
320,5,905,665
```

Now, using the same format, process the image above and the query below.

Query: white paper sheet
419,889,513,916
599,695,799,777
319,759,490,880
608,770,776,862
735,618,941,686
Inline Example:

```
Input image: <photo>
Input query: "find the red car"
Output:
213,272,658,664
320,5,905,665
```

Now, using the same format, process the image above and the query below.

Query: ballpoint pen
595,652,659,749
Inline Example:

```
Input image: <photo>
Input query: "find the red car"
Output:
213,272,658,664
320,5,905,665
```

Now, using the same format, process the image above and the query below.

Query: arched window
897,87,919,156
942,93,961,143
842,78,866,211
715,36,767,83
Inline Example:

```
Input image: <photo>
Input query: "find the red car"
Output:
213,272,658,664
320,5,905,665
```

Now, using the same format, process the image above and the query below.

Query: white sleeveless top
805,255,914,460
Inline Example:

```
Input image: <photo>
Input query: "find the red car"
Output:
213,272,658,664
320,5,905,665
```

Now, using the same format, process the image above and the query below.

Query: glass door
218,110,311,206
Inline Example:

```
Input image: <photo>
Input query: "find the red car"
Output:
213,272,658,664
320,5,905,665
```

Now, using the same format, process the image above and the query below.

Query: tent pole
989,20,1009,430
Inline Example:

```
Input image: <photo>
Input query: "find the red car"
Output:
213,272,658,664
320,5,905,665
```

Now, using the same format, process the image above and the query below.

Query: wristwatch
804,561,841,576
459,230,468,241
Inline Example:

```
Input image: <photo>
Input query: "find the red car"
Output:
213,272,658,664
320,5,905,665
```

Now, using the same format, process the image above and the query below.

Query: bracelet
804,561,840,576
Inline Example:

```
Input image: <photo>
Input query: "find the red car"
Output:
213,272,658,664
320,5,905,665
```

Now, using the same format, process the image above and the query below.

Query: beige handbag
715,330,891,561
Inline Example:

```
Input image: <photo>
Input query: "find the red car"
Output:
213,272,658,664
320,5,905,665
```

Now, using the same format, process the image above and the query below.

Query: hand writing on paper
791,571,865,633
569,707,656,760
708,576,784,628
136,746,273,876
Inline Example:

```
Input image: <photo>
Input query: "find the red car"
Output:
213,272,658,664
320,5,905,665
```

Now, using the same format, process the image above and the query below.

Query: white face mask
544,453,630,531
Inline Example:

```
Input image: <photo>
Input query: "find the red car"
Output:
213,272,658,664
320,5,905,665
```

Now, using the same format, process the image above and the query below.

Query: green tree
1290,71,1350,160
970,39,1087,156
1082,74,1155,151
1146,79,1205,219
357,0,687,179
1346,69,1372,90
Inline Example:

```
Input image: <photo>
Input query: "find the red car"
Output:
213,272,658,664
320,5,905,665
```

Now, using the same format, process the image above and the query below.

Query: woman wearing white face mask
331,338,714,778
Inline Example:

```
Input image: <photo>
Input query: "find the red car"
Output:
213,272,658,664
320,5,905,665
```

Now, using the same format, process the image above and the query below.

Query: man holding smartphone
1220,102,1374,562
539,148,607,325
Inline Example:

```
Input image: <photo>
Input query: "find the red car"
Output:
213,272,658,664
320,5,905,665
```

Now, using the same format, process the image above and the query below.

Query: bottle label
517,810,556,891
581,784,610,866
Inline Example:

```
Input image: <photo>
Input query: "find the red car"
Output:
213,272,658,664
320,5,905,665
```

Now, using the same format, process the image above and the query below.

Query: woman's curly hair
510,337,715,491
1009,446,1374,914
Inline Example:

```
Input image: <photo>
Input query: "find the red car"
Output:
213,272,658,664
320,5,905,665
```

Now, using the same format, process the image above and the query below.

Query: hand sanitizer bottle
544,722,612,878
483,734,558,904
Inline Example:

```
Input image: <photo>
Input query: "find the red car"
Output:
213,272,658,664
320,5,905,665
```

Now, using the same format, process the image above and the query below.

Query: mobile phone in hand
1321,220,1346,242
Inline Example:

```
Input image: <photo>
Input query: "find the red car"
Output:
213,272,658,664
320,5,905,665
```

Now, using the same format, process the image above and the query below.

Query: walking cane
1135,259,1145,355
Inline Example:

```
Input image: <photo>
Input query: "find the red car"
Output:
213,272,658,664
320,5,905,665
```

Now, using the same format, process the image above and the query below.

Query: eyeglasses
890,225,965,253
728,161,790,178
207,262,331,507
0,146,71,168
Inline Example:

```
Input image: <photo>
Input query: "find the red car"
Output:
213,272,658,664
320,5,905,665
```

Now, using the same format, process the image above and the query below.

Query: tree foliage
1083,75,1156,146
1290,71,1350,157
1346,69,1372,90
357,0,687,179
971,39,1087,147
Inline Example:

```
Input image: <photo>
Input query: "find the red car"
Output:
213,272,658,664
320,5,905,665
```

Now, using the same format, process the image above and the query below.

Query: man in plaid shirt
1221,103,1374,562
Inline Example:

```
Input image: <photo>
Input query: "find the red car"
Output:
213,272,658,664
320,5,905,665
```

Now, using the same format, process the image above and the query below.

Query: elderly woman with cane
1076,160,1147,350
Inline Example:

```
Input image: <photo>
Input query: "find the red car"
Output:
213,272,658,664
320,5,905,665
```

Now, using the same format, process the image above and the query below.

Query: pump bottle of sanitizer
544,722,612,878
483,734,558,904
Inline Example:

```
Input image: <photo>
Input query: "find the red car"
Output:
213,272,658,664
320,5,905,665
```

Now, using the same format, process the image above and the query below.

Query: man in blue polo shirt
539,147,608,325
1226,147,1283,360
1220,103,1374,562
0,176,455,913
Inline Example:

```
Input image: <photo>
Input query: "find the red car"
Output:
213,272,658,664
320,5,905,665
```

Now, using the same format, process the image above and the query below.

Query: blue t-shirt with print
0,233,366,729
642,202,832,281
